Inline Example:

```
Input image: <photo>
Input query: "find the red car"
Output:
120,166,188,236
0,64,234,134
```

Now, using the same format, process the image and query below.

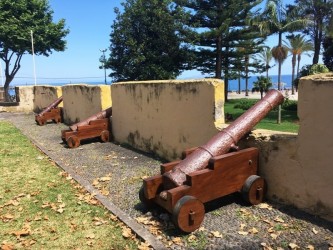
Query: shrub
234,99,258,110
282,99,297,111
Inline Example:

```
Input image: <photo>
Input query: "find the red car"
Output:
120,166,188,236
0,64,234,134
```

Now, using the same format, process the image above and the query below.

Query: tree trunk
4,77,13,102
215,35,222,80
277,32,282,124
313,16,323,65
238,73,241,94
245,55,249,96
291,54,296,95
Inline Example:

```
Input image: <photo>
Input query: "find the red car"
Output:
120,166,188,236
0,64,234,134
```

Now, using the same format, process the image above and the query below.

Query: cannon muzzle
69,107,112,131
162,89,284,189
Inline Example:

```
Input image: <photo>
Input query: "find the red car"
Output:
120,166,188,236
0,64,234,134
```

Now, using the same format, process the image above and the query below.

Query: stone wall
241,73,333,221
111,79,224,160
33,86,63,113
62,84,112,125
0,86,34,112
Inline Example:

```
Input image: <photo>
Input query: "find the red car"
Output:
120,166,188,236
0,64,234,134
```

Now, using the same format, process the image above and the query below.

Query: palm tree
257,47,274,78
285,34,313,94
257,0,309,124
253,76,273,99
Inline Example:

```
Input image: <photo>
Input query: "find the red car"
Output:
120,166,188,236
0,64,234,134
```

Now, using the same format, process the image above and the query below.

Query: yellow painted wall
33,86,63,113
62,84,111,125
0,86,34,112
111,79,224,160
240,73,333,221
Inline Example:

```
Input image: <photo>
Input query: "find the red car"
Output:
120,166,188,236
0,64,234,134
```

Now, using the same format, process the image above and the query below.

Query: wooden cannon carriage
35,96,63,126
139,90,284,233
61,107,112,148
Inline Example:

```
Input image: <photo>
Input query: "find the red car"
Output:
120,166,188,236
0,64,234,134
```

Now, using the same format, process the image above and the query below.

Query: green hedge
234,98,297,111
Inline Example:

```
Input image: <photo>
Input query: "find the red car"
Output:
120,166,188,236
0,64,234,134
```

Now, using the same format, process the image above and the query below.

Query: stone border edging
23,131,168,250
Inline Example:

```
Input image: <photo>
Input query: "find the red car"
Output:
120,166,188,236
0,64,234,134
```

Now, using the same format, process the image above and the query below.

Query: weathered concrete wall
62,84,112,125
241,73,333,221
33,86,63,113
112,79,224,160
0,86,34,112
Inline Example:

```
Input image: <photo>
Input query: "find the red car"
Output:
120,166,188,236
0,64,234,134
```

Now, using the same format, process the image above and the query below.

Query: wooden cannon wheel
172,196,205,233
100,130,110,143
53,117,62,124
67,136,80,148
36,117,45,126
241,175,266,205
139,186,154,208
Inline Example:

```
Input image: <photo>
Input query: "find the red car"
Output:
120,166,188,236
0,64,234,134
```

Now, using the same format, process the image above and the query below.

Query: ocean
227,74,292,91
8,74,293,94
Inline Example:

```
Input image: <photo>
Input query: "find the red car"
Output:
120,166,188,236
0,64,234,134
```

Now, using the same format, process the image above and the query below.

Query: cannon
139,90,284,233
35,96,63,126
61,107,112,148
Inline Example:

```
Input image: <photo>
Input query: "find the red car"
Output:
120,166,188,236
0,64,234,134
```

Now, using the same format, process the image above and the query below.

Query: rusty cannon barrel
37,96,63,117
162,89,284,190
69,107,112,131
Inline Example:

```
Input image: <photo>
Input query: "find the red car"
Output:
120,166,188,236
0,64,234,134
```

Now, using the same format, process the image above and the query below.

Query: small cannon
139,90,284,233
61,107,112,148
35,96,63,126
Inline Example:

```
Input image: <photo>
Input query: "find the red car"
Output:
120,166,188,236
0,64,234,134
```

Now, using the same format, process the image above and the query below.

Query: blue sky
2,0,320,86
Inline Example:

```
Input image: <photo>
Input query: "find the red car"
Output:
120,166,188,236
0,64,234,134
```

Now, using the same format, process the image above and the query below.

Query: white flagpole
0,61,3,86
31,30,37,86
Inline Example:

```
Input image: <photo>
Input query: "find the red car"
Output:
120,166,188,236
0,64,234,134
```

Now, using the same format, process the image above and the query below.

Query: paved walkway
1,112,332,249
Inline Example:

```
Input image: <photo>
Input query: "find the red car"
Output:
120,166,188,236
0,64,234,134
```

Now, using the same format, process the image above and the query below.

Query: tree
285,34,313,94
323,36,333,71
107,0,191,82
0,0,69,101
256,0,308,124
174,0,265,101
291,0,333,64
257,47,274,78
253,76,273,99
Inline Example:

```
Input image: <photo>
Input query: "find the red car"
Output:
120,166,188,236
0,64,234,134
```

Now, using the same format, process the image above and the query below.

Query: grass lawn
0,121,144,250
224,99,299,133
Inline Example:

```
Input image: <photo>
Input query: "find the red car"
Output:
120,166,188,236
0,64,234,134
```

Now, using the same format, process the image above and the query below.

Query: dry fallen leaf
187,234,197,242
57,194,63,203
261,242,274,250
1,243,15,250
92,179,100,186
238,231,248,236
249,227,259,234
138,242,151,250
262,219,273,226
2,214,14,221
274,217,285,223
240,223,246,231
258,203,273,210
86,240,94,246
122,227,132,238
136,216,151,225
211,231,223,238
270,233,278,240
289,243,300,249
172,237,183,246
100,176,111,182
101,189,110,196
85,233,95,239
12,230,30,237
307,245,315,250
